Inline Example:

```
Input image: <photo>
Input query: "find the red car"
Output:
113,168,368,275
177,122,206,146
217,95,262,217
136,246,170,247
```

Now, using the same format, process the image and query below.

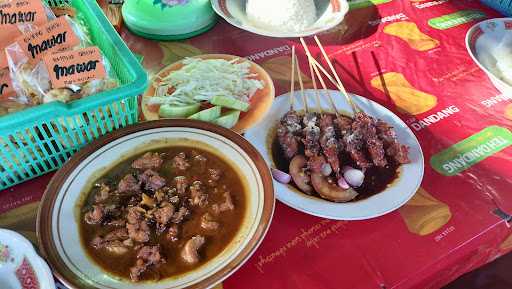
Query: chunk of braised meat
211,191,235,215
127,221,151,243
91,228,131,255
138,245,164,265
189,181,208,207
192,154,207,172
153,204,175,232
107,219,126,227
94,183,110,203
130,259,146,282
132,152,164,170
104,228,129,241
376,120,410,164
154,190,165,203
200,213,219,231
219,191,234,211
167,224,179,241
171,152,190,171
207,169,222,186
129,245,165,282
168,195,180,204
118,174,140,193
104,204,123,219
181,235,205,265
174,176,188,195
126,207,150,243
138,169,166,191
91,238,130,255
171,206,189,224
84,205,105,224
105,241,130,255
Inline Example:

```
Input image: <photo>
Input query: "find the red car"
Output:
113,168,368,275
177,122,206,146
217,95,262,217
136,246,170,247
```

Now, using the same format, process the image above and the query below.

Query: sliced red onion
271,168,291,184
337,176,350,190
343,166,365,188
321,163,332,176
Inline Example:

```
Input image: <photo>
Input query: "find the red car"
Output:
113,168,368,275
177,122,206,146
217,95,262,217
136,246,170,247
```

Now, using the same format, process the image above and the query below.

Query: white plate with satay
244,38,424,220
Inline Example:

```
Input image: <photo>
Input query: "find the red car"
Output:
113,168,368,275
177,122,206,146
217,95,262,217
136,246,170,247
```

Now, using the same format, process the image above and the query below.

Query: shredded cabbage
152,58,264,106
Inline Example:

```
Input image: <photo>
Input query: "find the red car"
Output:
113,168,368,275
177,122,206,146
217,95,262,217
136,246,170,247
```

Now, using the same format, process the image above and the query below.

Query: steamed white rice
477,33,512,86
494,33,512,86
246,0,317,33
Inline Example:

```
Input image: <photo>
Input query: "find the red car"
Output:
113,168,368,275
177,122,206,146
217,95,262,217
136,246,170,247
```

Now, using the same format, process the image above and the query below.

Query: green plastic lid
122,0,217,40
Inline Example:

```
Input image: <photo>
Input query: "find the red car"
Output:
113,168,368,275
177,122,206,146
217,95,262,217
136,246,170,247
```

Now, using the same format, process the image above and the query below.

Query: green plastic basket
0,0,148,190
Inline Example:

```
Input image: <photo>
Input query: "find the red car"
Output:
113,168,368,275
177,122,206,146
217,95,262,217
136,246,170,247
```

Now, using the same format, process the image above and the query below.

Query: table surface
1,1,512,289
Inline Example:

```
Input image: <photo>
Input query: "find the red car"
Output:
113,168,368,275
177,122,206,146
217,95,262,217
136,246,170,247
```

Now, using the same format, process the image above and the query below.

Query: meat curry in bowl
37,120,274,289
80,147,247,282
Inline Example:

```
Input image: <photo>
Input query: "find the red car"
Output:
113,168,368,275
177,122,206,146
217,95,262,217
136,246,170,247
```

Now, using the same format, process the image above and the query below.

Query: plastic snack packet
5,15,115,106
0,0,55,69
36,46,117,104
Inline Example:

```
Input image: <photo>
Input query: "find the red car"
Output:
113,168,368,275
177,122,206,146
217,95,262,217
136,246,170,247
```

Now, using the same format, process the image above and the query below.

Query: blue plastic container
481,0,512,16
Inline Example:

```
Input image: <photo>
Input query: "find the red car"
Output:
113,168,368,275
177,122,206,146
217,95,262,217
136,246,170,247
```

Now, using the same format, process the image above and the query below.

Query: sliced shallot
342,166,365,188
271,168,291,184
337,176,350,190
321,163,332,176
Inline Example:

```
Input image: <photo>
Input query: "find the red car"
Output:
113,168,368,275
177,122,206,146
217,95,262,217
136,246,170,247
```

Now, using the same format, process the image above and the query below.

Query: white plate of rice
466,18,512,95
211,0,349,38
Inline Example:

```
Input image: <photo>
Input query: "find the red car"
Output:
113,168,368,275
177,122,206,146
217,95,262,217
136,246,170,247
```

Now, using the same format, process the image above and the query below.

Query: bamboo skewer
307,56,322,114
290,46,296,110
299,37,358,114
294,53,308,112
314,35,358,113
311,60,340,116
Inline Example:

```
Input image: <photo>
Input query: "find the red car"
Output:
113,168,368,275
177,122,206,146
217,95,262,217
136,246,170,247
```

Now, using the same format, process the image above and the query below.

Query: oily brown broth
270,113,400,201
79,146,246,281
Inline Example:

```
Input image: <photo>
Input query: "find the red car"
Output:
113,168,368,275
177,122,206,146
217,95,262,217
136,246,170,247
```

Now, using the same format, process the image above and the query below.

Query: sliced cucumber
188,106,222,121
159,103,200,118
213,110,241,129
210,95,250,112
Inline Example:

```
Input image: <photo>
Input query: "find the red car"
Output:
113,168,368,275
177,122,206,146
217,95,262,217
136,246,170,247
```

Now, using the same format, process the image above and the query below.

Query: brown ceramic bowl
37,119,275,289
142,54,275,133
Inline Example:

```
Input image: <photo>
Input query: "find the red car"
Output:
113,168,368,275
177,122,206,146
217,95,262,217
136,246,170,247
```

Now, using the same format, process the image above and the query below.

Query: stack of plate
122,0,217,40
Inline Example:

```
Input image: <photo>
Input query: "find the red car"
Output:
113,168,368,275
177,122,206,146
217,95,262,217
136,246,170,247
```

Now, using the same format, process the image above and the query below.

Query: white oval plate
466,18,512,95
0,229,55,289
211,0,349,38
244,89,424,220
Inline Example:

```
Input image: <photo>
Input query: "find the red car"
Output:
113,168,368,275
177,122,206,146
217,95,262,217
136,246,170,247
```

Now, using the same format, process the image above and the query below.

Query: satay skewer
313,36,359,113
289,46,296,110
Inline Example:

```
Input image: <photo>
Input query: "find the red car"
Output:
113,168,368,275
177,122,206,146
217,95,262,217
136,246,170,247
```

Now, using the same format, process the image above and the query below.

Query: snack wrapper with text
4,15,117,109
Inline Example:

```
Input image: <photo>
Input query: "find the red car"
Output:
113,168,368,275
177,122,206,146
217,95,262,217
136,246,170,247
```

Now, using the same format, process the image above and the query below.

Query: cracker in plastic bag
0,0,55,69
5,15,117,106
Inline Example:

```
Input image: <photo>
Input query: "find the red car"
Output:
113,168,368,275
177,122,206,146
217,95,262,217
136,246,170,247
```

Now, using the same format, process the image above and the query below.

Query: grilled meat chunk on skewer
302,112,321,158
319,114,340,176
334,115,371,169
376,120,410,164
352,112,387,167
277,111,302,159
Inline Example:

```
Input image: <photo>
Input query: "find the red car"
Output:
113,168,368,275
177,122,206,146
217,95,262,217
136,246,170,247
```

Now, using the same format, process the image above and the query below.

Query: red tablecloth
1,0,512,288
